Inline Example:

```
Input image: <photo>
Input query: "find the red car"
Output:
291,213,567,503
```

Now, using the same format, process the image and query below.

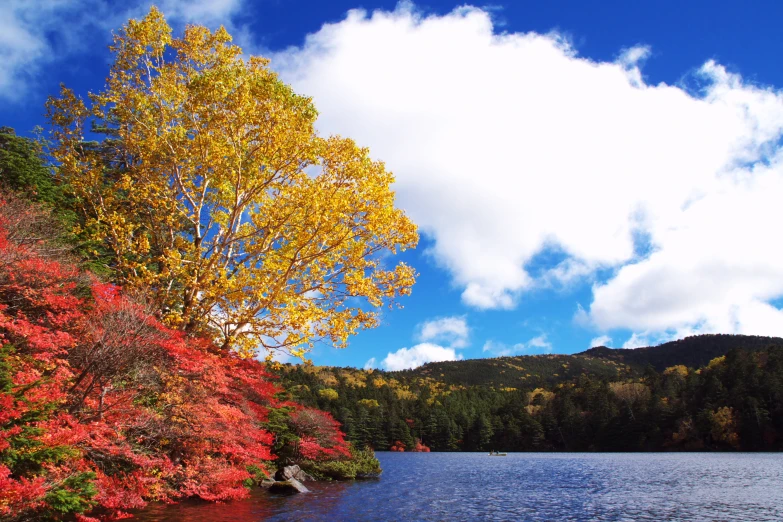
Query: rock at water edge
276,465,315,482
269,478,309,495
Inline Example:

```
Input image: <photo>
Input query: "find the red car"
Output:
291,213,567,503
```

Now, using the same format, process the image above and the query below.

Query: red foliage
0,198,348,519
289,407,351,461
0,465,48,515
389,441,406,452
412,439,431,452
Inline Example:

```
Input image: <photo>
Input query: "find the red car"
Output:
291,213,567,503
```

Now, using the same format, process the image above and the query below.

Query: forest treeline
276,336,783,452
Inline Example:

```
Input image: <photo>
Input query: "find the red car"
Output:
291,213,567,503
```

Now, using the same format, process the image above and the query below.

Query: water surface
135,452,783,521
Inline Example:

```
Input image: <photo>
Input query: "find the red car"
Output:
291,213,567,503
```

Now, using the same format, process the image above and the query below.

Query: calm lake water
134,452,783,521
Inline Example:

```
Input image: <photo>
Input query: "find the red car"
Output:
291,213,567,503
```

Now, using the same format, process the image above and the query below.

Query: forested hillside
276,335,783,453
579,334,783,371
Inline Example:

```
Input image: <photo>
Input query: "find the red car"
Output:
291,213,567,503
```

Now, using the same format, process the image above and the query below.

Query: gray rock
274,465,300,481
260,479,276,488
296,470,316,482
268,478,309,495
275,465,315,482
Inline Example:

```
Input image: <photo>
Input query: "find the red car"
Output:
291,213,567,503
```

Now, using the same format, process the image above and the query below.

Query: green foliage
301,459,357,480
301,445,381,480
264,406,299,455
243,464,270,487
0,127,57,204
581,334,783,371
0,345,79,477
4,428,80,476
319,388,339,400
399,353,629,389
43,472,98,515
0,126,113,276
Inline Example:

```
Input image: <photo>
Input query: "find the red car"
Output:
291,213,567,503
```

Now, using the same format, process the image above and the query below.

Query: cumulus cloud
363,357,377,370
416,316,469,348
482,334,553,356
590,335,613,348
272,4,783,339
0,0,245,101
0,0,102,100
622,333,652,349
378,315,469,370
381,342,462,370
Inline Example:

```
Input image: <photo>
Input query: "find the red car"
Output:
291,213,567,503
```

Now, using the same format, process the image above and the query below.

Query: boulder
268,478,309,495
296,470,316,482
275,465,315,482
259,479,276,488
275,465,299,481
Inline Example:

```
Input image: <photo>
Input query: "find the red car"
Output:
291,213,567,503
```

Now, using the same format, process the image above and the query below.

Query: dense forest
276,335,783,452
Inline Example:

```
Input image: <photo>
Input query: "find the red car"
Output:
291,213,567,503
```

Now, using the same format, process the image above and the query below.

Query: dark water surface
134,452,783,521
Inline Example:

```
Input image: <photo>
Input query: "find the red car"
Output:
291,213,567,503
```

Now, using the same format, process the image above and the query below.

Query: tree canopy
46,8,417,358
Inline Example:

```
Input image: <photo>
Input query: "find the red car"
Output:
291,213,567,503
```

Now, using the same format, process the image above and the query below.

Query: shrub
300,445,381,481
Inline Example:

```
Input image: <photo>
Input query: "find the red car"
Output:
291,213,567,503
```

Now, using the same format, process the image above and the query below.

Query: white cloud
483,334,552,356
526,334,552,350
0,0,246,101
381,342,462,370
155,0,243,24
0,1,100,100
363,357,376,370
622,333,656,349
590,335,612,348
416,315,469,348
272,4,783,340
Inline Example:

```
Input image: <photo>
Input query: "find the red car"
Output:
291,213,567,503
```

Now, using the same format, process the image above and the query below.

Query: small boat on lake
488,451,507,456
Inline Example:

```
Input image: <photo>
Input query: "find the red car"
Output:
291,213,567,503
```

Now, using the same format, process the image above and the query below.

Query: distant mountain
392,352,629,389
577,334,783,371
277,334,783,394
390,334,783,388
274,334,783,453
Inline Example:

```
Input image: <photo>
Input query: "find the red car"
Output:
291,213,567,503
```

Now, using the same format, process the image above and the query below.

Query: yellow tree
46,8,418,358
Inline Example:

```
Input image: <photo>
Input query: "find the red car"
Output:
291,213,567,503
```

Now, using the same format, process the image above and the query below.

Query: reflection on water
134,452,783,521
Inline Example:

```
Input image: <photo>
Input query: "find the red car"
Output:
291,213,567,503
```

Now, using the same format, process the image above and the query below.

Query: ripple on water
133,453,783,522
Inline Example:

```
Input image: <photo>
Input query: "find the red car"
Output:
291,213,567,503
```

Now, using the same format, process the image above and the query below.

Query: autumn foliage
2,7,402,519
46,7,417,359
412,439,431,452
388,439,429,452
0,195,354,520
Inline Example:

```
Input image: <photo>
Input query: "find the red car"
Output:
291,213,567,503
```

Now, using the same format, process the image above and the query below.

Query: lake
134,452,783,521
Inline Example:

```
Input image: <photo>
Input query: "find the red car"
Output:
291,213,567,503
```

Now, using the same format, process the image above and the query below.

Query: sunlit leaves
47,7,418,359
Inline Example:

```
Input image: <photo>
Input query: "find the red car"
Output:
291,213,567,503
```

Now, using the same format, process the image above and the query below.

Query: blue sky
4,1,783,370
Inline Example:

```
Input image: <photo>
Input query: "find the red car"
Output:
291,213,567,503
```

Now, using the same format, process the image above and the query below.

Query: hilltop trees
46,7,417,358
275,346,783,453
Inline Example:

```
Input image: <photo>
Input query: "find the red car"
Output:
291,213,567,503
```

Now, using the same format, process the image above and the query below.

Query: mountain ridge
379,333,783,388
575,333,783,371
